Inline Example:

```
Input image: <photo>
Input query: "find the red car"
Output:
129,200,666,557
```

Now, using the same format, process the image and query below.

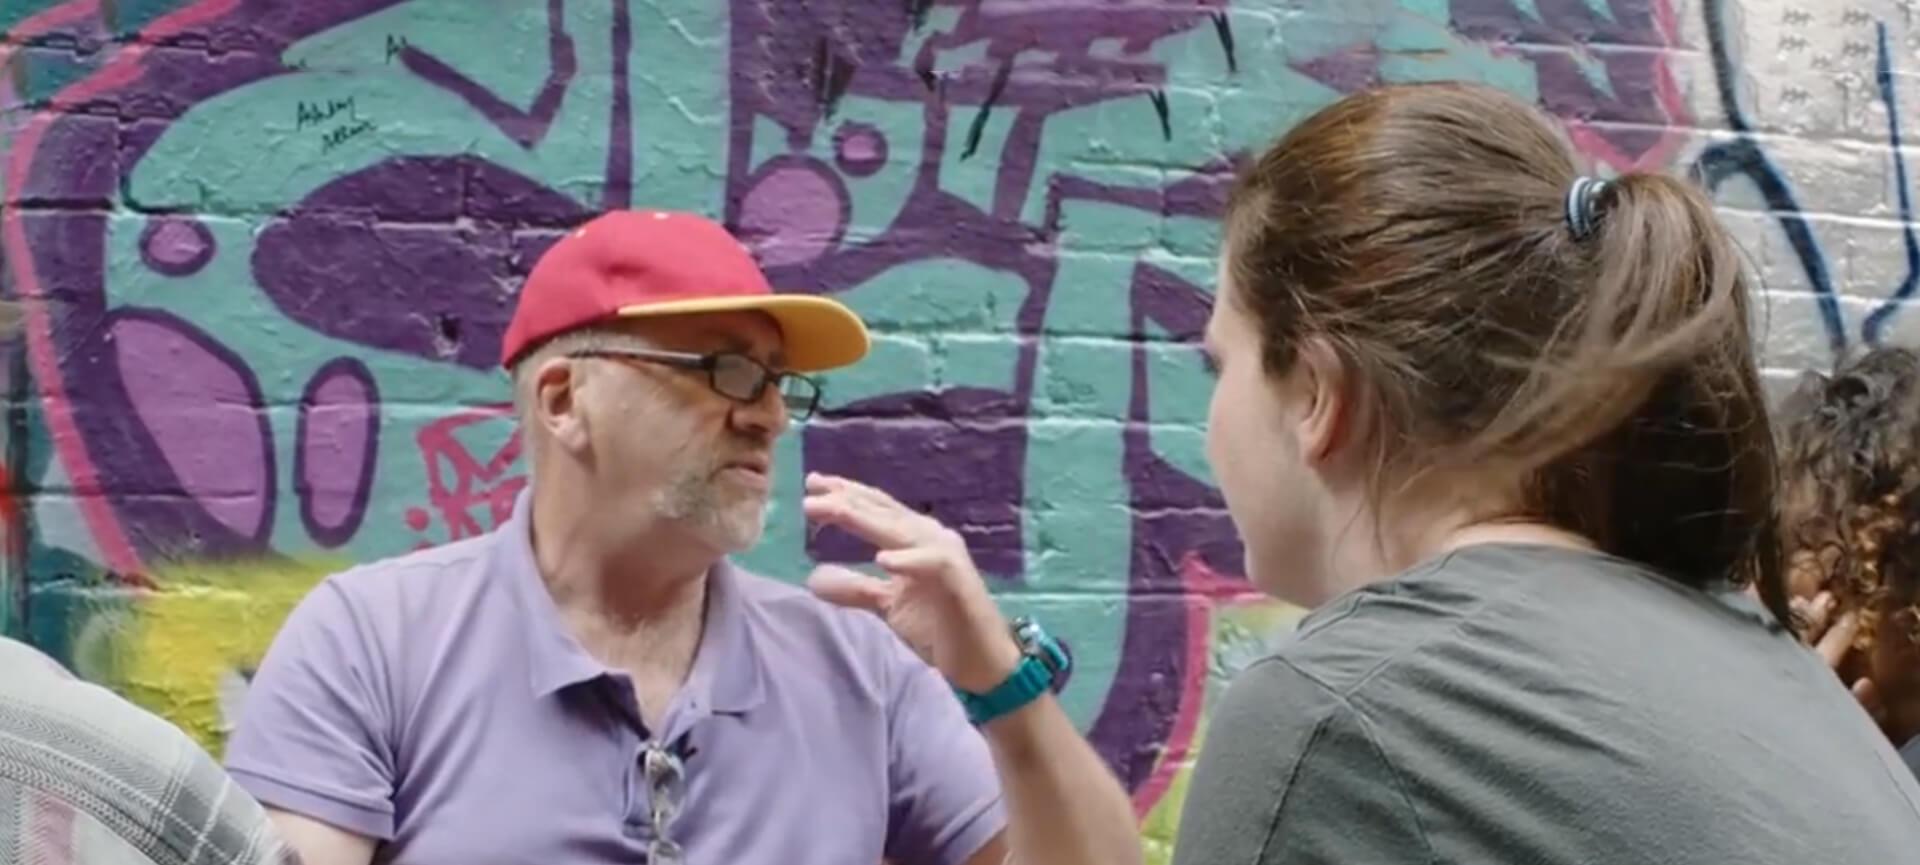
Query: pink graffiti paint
415,404,525,544
0,1,99,85
1131,551,1263,817
4,0,1695,819
1566,0,1692,172
3,0,247,582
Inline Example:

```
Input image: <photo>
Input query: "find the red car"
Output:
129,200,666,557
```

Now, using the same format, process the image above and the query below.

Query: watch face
1013,618,1071,681
1011,617,1040,648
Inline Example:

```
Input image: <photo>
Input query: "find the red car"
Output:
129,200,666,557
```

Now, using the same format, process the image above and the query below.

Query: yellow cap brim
611,294,870,372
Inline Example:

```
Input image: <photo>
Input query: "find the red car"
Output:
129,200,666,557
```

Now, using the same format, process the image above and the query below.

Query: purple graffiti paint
394,0,632,207
110,309,275,545
804,388,1028,580
296,358,381,547
19,0,408,560
1296,43,1382,94
1077,262,1242,787
604,0,632,208
139,216,215,277
14,113,117,205
726,0,1242,781
833,122,887,177
283,155,464,221
251,157,588,369
6,0,1689,812
1451,0,1683,160
395,0,576,149
252,216,515,369
734,155,849,268
737,0,1281,782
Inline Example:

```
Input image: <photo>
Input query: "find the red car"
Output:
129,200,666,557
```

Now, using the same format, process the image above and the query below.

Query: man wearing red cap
222,210,1142,865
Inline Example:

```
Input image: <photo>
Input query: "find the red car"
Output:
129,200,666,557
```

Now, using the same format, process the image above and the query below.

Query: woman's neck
1433,519,1597,558
1317,500,1597,605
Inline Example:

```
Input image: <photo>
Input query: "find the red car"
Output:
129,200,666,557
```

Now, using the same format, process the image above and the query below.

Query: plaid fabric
0,637,299,865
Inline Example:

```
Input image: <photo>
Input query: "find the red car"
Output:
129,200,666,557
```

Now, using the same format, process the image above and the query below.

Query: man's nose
729,385,789,437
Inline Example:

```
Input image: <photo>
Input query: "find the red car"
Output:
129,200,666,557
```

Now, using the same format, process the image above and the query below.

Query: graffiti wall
0,0,1911,858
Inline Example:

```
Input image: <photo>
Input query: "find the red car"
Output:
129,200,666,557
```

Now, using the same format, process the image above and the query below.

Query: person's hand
1796,590,1886,723
801,472,1022,693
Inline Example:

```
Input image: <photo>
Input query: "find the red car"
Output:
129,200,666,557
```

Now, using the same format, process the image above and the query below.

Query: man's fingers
1815,609,1860,669
804,492,921,550
808,472,921,516
806,564,896,614
806,472,889,504
804,472,850,495
804,473,938,550
875,545,951,578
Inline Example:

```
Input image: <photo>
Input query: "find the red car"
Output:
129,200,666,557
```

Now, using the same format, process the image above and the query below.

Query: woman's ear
1291,336,1353,467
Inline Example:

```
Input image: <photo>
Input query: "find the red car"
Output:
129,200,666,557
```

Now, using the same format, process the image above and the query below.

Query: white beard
651,469,767,553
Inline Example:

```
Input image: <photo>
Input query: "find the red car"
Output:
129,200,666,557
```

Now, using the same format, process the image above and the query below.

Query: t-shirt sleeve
1170,658,1432,865
222,578,399,841
1901,735,1920,784
880,637,1007,865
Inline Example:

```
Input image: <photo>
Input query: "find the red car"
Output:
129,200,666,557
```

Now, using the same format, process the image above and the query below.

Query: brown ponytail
1224,82,1788,626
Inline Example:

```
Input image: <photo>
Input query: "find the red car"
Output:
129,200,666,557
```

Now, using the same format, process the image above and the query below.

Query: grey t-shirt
1172,543,1920,864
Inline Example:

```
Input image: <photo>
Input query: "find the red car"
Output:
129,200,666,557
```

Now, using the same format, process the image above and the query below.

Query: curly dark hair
1777,345,1920,654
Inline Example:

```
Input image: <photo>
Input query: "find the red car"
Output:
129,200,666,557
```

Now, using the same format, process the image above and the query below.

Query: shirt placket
597,673,657,845
604,672,707,856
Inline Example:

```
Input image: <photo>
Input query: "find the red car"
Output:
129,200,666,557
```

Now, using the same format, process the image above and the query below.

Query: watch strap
954,618,1070,726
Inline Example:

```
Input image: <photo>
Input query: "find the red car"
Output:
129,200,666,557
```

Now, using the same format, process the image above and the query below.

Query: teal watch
953,617,1071,726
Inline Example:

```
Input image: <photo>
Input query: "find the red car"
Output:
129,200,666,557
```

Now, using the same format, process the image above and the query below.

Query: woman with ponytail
1171,82,1920,863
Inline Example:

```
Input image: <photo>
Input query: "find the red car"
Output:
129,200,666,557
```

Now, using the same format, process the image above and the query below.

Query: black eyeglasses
569,348,823,421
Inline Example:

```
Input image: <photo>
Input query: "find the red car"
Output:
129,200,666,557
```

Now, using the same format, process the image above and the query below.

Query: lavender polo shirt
223,492,1006,864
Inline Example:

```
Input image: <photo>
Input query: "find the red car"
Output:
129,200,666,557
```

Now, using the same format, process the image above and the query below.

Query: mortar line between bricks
1698,210,1920,231
0,201,592,231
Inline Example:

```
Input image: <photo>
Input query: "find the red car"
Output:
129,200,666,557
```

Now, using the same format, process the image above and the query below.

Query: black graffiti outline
1692,0,1845,358
1862,20,1920,346
1694,3,1920,358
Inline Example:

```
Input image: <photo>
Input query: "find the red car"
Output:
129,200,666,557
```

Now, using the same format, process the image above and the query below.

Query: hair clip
1565,176,1610,240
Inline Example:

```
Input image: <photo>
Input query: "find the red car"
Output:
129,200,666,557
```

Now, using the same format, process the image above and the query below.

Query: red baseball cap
499,209,870,371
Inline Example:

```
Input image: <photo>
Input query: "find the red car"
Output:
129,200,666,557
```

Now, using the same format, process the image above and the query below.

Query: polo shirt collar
492,489,767,715
680,558,767,716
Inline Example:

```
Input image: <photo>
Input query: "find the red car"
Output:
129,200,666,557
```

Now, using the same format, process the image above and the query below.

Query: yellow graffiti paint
1139,598,1306,865
113,558,343,757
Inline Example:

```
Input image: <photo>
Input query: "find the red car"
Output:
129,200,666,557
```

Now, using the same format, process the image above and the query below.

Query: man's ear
533,357,591,454
1291,336,1353,467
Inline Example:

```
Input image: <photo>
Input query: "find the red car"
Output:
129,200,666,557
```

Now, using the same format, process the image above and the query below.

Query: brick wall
0,0,1907,859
